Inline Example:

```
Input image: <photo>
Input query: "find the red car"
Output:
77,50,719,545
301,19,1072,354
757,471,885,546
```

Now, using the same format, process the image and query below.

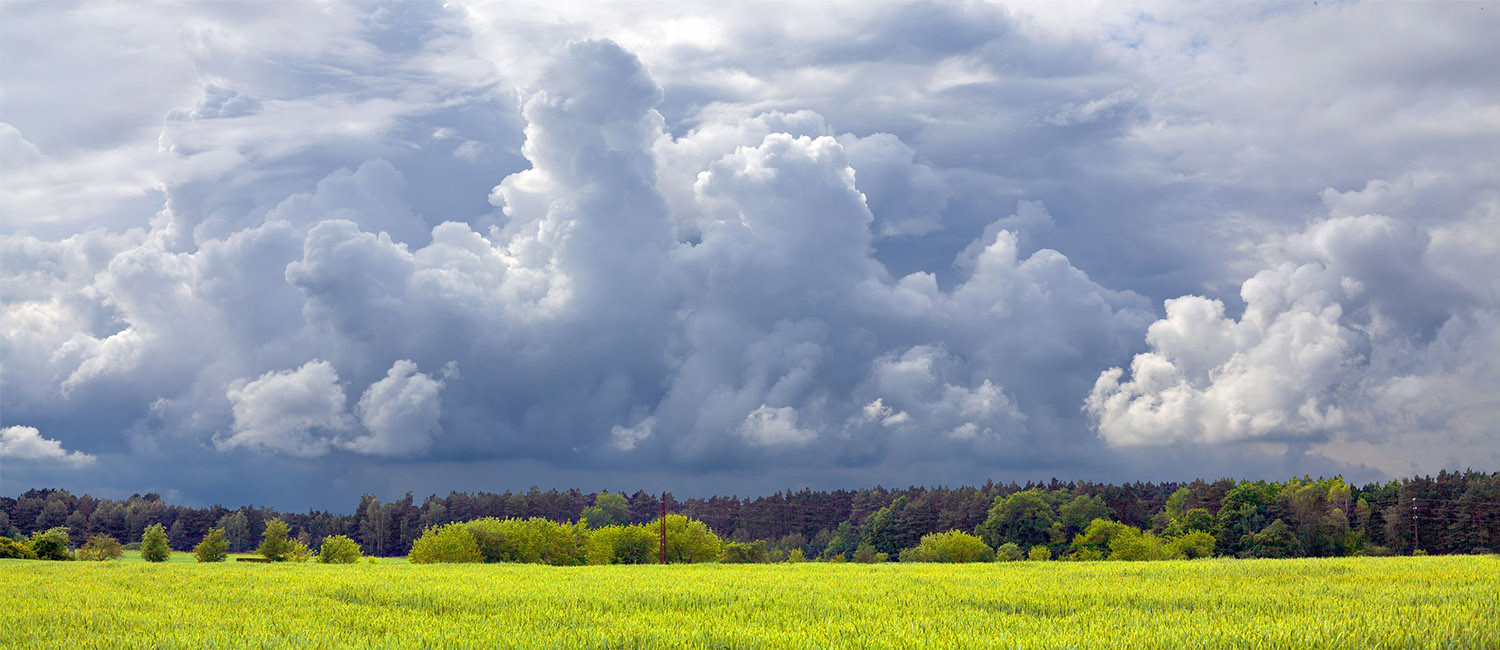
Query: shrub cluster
409,514,724,565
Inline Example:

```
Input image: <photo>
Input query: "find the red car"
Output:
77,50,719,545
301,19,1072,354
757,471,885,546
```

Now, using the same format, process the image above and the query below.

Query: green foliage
723,540,771,563
467,517,587,566
1243,519,1304,559
994,542,1023,562
0,536,37,560
318,535,363,564
785,549,806,563
31,527,73,561
899,530,994,563
1027,545,1051,561
258,519,293,562
1107,528,1169,561
1167,531,1216,559
580,492,631,529
286,539,315,563
977,489,1056,549
1058,495,1114,538
140,524,171,562
820,521,859,561
77,534,124,561
1069,547,1104,561
850,543,887,563
654,514,723,564
194,529,229,563
1070,518,1130,557
583,525,656,565
409,523,483,564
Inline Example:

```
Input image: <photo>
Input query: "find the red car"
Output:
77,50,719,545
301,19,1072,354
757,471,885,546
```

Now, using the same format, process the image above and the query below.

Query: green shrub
31,527,73,561
994,542,1023,562
652,515,723,564
850,543,887,563
466,517,587,566
785,549,806,563
1108,528,1169,561
286,538,315,563
1027,545,1051,561
77,534,124,561
1166,531,1216,559
723,540,771,563
140,524,170,562
257,519,293,561
900,531,994,563
0,536,37,560
586,525,658,565
408,522,482,564
318,535,363,564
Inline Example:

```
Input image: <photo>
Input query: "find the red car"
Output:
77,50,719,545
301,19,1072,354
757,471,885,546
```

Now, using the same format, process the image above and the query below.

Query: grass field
3,556,1496,648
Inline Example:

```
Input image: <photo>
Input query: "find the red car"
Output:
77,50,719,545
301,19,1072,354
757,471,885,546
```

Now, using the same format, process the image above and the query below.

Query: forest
3,470,1496,562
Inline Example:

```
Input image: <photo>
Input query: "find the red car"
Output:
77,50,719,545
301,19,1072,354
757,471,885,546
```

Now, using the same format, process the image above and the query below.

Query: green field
3,556,1496,648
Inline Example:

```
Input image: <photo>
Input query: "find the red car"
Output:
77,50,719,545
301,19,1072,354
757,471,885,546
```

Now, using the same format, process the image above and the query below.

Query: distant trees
581,492,631,528
141,524,171,562
195,528,229,562
3,471,1496,564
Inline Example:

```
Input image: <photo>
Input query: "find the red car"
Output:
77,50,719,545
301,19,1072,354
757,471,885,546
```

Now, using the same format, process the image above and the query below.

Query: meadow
3,555,1496,649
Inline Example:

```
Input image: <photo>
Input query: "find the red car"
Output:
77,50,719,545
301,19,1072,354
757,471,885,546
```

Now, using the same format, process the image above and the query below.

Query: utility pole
659,492,668,565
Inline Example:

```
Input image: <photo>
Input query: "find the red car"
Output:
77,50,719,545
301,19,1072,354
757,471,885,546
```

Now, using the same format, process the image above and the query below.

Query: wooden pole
659,493,668,565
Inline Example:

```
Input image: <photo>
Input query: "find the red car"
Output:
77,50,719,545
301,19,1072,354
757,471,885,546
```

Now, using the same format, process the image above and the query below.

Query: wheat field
3,556,1496,648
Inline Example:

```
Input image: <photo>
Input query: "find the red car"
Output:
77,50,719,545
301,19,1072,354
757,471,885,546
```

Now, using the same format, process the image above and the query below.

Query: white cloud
221,361,354,457
0,425,96,467
346,360,449,457
739,405,815,446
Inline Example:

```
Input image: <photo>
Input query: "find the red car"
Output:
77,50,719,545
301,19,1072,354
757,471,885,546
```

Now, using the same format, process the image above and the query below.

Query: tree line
3,470,1496,562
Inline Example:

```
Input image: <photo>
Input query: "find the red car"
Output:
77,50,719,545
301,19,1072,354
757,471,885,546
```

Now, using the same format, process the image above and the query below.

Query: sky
1,0,1497,511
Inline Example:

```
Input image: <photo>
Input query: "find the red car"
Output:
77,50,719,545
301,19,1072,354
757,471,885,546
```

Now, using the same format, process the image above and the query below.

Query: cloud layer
2,1,1496,508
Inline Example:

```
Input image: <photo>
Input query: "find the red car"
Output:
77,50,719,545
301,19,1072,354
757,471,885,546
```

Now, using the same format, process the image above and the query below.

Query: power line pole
659,492,668,565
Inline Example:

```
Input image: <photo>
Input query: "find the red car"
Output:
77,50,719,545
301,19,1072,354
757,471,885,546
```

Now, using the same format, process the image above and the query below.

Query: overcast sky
2,0,1497,510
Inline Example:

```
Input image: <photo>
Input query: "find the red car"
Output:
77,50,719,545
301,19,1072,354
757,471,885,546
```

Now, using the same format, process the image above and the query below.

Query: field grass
3,556,1496,648
109,550,410,564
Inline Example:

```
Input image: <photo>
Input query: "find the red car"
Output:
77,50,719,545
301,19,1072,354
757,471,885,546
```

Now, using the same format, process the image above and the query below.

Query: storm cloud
2,1,1496,509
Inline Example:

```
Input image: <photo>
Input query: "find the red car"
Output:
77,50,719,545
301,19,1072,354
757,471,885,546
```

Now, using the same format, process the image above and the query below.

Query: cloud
2,1,1498,507
0,426,96,467
348,360,450,457
1088,210,1500,474
221,361,354,458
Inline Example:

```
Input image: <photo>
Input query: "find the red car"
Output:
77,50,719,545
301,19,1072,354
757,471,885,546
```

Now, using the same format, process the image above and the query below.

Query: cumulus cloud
221,361,354,458
1088,211,1500,474
348,360,451,457
2,1,1497,506
0,426,96,467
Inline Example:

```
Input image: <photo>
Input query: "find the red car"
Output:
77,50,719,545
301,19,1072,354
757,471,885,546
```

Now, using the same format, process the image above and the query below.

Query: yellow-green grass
3,556,1496,648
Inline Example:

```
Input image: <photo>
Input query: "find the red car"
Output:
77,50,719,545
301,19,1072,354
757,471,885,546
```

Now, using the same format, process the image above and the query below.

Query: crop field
3,556,1496,649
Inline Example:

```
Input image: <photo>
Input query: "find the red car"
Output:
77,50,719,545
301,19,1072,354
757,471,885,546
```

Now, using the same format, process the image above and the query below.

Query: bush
409,522,482,564
1166,531,1216,559
1108,528,1169,561
32,527,73,561
723,540,771,563
1027,545,1051,561
850,543,887,563
653,515,723,564
77,534,124,561
141,524,170,562
467,517,587,566
286,538,315,563
318,535,363,564
194,529,229,562
994,542,1023,562
1069,547,1104,562
584,525,656,565
785,549,806,563
1412,549,1428,556
900,531,994,563
0,536,36,560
